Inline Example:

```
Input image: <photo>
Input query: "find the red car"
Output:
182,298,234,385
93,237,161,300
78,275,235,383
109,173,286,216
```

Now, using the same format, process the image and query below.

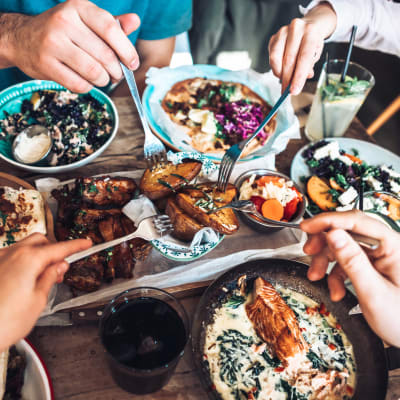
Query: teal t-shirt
0,0,192,91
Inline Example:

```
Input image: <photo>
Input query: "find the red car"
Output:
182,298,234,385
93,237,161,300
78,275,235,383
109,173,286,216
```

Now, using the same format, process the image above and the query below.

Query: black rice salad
0,90,113,166
301,140,400,214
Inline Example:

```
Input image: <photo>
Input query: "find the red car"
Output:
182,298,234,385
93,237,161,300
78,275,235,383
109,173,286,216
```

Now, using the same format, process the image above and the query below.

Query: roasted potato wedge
176,183,239,235
140,160,202,200
165,197,205,241
307,176,338,211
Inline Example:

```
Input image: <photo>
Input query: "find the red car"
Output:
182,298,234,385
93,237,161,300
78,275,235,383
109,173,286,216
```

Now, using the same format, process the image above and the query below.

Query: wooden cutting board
0,172,55,242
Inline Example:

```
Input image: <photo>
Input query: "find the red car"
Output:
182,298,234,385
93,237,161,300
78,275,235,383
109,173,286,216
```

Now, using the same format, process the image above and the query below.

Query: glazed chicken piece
80,176,137,207
246,277,309,365
64,253,105,292
120,215,152,261
98,216,135,280
73,208,121,228
52,186,80,223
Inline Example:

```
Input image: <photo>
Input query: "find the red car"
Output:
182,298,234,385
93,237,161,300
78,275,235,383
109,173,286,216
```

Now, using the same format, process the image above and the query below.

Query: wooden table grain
2,89,398,399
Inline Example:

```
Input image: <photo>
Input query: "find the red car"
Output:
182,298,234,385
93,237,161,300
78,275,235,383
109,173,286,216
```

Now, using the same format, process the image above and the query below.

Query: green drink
305,60,374,141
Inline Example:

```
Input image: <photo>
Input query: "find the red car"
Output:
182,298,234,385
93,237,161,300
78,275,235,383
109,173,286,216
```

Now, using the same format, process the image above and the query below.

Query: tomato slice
250,196,265,213
283,197,299,221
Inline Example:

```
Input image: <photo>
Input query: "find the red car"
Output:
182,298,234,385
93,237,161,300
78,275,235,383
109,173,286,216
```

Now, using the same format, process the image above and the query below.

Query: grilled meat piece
98,216,135,279
120,215,152,261
52,186,80,223
73,208,121,228
64,254,104,292
80,176,137,207
246,277,309,365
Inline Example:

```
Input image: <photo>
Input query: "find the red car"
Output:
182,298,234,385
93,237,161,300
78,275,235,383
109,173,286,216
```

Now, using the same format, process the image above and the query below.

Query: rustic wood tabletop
1,85,398,400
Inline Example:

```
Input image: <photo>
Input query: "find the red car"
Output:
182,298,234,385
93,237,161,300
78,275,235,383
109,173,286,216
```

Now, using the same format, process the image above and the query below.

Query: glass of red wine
99,287,190,394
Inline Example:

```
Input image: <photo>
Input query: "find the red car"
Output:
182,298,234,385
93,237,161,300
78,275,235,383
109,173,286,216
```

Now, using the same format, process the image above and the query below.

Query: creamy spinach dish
204,279,356,400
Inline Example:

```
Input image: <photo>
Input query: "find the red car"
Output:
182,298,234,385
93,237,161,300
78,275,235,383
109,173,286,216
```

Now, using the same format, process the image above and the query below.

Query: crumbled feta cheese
381,165,400,179
313,141,353,166
338,186,358,206
188,109,218,135
336,204,354,212
364,175,383,191
390,179,400,196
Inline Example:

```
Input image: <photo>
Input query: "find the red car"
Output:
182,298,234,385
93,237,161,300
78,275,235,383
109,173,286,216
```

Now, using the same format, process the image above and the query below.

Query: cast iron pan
192,258,400,400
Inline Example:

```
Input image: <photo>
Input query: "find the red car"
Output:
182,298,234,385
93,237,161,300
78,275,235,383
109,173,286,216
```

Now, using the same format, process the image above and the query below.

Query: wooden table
2,90,399,399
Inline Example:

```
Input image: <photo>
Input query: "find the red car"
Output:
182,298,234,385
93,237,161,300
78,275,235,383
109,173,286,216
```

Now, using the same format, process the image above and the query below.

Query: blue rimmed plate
0,80,118,174
142,64,298,163
151,151,224,261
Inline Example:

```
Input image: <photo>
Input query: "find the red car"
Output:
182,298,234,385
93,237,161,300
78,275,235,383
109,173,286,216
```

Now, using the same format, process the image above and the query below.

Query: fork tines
153,215,173,236
217,151,236,192
144,141,168,171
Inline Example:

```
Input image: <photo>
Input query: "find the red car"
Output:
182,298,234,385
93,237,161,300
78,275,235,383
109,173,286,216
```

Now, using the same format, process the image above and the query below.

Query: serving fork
65,215,173,264
210,200,380,250
217,85,291,192
117,21,167,170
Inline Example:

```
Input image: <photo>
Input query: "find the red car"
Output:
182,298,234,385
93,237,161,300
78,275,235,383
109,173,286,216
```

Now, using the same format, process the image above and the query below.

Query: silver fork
65,215,172,264
217,85,291,192
210,200,380,249
117,21,167,170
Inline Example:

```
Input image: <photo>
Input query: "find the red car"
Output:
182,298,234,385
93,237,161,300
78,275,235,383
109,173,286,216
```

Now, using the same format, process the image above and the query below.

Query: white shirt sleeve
300,0,400,57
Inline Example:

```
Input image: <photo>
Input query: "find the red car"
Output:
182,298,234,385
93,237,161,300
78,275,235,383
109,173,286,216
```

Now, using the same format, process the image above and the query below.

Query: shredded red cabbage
215,100,268,145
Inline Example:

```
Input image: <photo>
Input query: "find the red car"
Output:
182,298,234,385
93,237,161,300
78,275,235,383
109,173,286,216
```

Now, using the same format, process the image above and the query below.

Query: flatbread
162,78,277,155
0,187,47,247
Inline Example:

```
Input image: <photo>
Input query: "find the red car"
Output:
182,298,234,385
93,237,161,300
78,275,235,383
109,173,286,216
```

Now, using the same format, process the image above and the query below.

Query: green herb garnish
157,179,175,192
0,210,7,226
171,173,189,184
225,294,245,309
88,184,99,194
197,98,207,108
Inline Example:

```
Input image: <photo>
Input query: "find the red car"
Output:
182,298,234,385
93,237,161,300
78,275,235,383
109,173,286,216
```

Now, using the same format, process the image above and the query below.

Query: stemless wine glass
99,287,190,394
305,59,375,141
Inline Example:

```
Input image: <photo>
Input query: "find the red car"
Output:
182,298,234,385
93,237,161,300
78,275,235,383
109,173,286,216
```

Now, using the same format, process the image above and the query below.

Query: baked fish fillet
246,277,309,364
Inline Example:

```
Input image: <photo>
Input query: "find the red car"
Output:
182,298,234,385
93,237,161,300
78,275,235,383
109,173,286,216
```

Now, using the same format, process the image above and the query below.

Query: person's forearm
0,13,30,68
302,2,337,40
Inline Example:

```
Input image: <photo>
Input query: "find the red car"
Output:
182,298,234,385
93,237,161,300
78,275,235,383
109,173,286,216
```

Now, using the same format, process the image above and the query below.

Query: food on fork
239,174,303,221
161,78,276,155
140,159,202,200
204,275,356,400
176,183,239,235
0,187,47,247
52,176,151,292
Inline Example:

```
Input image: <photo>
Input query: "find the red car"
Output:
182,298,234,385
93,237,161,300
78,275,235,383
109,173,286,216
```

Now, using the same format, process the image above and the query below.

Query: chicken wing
246,277,309,365
80,176,137,207
64,254,105,292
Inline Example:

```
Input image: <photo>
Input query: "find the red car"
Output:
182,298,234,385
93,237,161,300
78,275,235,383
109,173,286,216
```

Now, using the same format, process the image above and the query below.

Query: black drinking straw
358,183,364,211
341,25,358,82
322,52,329,138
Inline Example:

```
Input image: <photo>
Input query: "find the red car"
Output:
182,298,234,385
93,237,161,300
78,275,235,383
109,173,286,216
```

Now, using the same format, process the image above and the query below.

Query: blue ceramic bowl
0,80,118,174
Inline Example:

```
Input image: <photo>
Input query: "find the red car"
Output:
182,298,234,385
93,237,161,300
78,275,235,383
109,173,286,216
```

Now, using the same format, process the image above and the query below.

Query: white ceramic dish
14,339,54,400
290,138,400,216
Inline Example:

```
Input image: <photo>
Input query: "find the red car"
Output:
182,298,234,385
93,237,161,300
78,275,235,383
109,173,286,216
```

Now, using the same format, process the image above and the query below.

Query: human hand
0,234,91,351
268,3,337,95
6,0,140,93
301,210,400,346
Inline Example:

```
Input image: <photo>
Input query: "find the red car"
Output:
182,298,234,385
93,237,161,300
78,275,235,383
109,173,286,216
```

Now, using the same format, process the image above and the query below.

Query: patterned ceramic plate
150,151,224,261
0,80,118,174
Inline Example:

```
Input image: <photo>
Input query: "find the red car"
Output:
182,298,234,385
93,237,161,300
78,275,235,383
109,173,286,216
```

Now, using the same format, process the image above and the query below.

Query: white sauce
14,132,51,163
204,285,356,400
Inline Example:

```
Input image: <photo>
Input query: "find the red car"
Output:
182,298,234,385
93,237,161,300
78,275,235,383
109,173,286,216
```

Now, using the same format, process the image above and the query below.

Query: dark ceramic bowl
234,169,306,233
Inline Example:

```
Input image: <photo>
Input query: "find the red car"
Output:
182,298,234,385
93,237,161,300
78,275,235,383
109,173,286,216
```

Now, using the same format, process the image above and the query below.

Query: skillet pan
192,258,400,400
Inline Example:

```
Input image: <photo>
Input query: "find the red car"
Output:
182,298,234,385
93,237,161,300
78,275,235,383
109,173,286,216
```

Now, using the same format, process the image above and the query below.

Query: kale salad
0,90,113,166
301,140,400,216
